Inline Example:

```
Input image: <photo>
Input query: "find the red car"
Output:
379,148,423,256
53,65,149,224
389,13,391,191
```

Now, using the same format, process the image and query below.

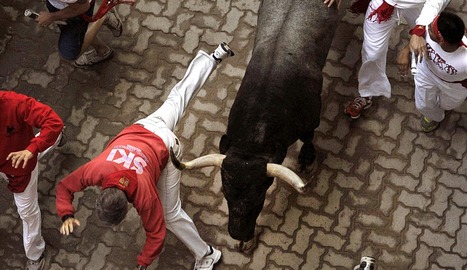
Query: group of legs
343,0,465,132
47,2,123,67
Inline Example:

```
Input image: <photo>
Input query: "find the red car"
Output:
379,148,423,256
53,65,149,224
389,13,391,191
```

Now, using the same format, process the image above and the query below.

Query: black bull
171,0,343,249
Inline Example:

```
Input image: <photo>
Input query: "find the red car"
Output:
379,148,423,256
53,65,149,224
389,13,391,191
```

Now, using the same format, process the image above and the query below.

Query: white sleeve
415,0,451,26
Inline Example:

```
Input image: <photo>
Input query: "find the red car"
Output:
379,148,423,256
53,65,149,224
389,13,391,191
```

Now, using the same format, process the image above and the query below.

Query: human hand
6,150,33,169
36,11,56,26
60,217,81,235
409,35,426,63
397,45,411,78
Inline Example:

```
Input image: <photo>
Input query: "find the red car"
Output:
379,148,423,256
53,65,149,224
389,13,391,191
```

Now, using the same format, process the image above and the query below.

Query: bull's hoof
235,231,260,255
299,157,318,174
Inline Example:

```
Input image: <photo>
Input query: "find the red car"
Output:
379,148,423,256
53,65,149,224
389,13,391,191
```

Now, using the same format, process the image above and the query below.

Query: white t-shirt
48,0,79,10
424,27,467,83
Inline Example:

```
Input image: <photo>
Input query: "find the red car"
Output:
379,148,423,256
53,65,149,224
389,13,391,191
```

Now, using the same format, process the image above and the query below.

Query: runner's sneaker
212,42,235,63
344,96,372,119
26,252,45,270
193,246,221,270
104,9,122,37
420,116,439,132
74,48,114,67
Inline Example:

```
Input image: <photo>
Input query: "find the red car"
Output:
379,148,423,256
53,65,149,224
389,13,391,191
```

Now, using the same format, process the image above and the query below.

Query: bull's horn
266,163,308,194
170,147,225,170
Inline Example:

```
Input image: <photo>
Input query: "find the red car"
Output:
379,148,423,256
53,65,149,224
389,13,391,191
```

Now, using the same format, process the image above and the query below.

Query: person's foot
344,96,372,119
193,246,221,270
212,42,234,63
104,9,123,37
26,252,45,270
420,116,439,132
74,48,114,67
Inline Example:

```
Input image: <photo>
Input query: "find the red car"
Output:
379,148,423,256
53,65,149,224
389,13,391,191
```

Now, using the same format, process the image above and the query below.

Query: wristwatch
136,265,147,270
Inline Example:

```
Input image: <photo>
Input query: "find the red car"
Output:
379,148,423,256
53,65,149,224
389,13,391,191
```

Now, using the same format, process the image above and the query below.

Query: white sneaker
212,42,234,63
74,48,113,67
193,246,221,270
26,252,45,270
104,9,122,37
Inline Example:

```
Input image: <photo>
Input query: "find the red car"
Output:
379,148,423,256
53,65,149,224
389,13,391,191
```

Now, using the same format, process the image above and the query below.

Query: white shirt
384,0,451,25
48,0,79,10
424,28,467,83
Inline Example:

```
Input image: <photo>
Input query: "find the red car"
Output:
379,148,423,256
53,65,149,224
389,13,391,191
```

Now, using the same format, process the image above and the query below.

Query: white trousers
358,0,422,98
135,50,217,260
11,132,63,261
414,62,467,122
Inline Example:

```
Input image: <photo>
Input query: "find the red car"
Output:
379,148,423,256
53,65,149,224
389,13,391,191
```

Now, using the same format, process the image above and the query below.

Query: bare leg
80,15,108,55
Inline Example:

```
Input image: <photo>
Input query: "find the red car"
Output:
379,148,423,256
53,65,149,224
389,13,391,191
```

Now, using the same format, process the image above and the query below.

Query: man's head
430,11,465,45
96,187,128,226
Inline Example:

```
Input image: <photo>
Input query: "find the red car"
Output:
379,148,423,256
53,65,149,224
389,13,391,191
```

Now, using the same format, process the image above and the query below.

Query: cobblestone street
0,0,466,269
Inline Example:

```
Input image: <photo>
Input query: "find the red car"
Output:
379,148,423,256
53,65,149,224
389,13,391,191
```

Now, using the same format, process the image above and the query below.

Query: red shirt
55,124,169,267
0,90,64,192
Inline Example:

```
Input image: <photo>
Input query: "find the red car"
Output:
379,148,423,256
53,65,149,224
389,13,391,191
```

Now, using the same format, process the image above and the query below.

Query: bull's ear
219,135,230,154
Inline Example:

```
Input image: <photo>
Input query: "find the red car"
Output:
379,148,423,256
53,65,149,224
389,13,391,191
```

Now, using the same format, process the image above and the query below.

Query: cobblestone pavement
1,0,466,269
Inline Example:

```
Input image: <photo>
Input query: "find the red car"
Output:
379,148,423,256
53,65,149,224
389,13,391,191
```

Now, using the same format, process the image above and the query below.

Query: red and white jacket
0,90,64,192
55,124,169,267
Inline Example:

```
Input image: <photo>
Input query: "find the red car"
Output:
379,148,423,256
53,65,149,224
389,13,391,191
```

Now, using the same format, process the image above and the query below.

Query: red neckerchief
101,170,138,202
368,1,395,23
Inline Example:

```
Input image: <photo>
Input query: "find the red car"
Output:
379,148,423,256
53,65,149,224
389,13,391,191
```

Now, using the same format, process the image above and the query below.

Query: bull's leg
298,132,316,172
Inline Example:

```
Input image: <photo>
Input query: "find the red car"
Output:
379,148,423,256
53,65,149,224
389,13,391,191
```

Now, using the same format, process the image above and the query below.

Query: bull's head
169,147,308,246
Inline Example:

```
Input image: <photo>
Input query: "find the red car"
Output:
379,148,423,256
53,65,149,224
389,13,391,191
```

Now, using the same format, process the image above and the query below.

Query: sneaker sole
73,50,114,68
212,251,221,264
421,123,439,132
220,42,235,56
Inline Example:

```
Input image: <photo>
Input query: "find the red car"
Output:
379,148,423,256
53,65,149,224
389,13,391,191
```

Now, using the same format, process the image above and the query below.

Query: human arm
409,0,450,60
8,94,63,169
56,165,95,234
397,44,411,77
134,200,166,267
36,0,89,26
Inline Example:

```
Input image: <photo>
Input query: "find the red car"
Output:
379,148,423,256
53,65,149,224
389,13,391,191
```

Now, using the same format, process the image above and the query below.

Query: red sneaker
344,97,372,119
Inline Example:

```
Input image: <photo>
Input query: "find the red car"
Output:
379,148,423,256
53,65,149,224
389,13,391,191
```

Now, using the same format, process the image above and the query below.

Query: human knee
17,202,40,221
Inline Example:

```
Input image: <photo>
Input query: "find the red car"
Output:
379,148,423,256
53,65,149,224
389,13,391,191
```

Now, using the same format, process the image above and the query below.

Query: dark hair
438,11,465,44
96,187,128,226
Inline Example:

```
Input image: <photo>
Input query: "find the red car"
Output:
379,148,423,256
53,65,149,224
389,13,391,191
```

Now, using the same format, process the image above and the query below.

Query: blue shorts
46,1,95,60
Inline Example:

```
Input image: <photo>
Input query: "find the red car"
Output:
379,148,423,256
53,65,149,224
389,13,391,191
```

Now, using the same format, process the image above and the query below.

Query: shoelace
352,97,369,110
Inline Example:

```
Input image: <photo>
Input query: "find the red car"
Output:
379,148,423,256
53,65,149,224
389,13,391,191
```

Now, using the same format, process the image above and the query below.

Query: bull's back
227,0,340,151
